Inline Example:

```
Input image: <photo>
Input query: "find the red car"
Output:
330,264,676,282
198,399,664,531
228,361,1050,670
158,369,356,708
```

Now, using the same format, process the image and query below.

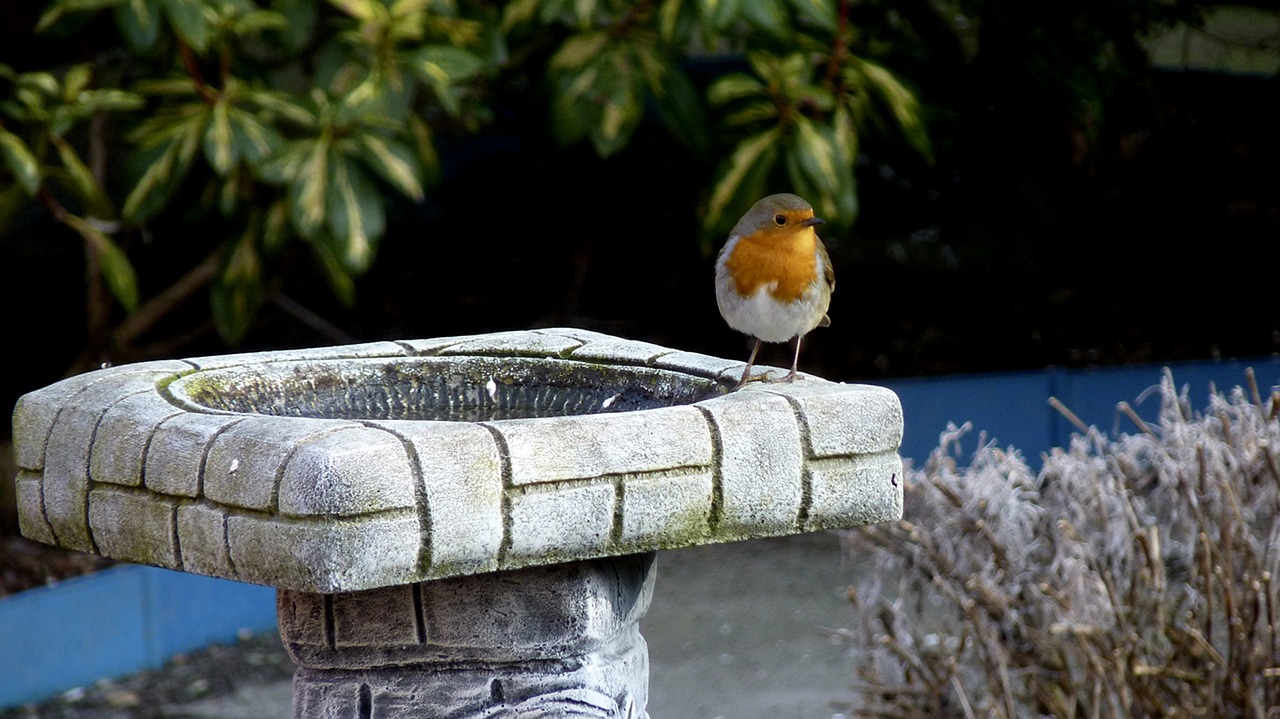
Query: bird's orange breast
723,229,819,304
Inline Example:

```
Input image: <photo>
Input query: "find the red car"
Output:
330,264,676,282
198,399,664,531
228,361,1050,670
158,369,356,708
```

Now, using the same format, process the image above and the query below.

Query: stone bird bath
12,328,903,718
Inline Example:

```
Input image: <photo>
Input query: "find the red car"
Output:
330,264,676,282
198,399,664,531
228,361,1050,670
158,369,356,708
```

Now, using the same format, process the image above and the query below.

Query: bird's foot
732,370,806,389
730,371,773,390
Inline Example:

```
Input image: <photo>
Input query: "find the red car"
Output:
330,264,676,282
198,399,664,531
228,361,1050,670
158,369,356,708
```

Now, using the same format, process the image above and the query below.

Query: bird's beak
801,217,825,227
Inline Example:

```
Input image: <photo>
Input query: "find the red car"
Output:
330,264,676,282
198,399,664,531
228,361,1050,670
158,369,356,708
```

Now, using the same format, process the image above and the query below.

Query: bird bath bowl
12,328,903,718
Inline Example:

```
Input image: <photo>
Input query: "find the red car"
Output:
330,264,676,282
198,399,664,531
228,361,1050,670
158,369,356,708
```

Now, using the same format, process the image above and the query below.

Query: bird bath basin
12,328,903,718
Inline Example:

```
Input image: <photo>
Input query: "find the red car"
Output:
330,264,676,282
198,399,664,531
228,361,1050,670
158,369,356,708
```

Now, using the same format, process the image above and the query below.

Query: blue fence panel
0,566,277,707
142,567,278,663
0,566,151,707
883,356,1280,465
882,370,1056,464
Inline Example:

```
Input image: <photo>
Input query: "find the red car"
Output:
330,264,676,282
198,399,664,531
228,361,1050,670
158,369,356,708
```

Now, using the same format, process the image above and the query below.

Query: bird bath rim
12,328,903,593
165,355,727,423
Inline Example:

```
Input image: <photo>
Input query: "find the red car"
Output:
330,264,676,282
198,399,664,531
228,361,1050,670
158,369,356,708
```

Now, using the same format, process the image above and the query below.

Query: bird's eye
773,214,786,225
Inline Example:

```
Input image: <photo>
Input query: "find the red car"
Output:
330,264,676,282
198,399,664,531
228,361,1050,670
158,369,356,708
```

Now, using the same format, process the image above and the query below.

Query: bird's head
730,193,825,245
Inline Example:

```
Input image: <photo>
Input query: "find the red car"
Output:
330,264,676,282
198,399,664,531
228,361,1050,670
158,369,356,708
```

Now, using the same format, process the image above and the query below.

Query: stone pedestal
281,554,654,719
11,328,904,718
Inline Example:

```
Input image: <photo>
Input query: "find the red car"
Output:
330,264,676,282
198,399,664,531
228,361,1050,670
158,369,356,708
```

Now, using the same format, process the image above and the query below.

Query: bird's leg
735,339,763,388
785,335,802,382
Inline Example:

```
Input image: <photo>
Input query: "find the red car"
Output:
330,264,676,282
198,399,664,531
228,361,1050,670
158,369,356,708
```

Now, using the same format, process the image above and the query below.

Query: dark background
2,5,1278,426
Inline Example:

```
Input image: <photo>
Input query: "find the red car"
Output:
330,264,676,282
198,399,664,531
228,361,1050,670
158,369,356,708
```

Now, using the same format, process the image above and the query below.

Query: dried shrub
841,370,1280,718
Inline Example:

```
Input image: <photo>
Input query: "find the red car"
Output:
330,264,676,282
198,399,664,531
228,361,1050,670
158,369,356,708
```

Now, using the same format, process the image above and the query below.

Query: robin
714,193,834,386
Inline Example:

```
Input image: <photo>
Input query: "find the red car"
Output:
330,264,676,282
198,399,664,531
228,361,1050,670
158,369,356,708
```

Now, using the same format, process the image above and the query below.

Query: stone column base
278,553,655,719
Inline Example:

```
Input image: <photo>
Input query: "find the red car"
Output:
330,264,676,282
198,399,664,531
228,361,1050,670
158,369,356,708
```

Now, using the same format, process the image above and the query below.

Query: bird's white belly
716,282,826,344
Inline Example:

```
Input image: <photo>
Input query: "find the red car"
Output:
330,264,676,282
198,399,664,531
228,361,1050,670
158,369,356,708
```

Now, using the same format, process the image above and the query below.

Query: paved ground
8,531,866,719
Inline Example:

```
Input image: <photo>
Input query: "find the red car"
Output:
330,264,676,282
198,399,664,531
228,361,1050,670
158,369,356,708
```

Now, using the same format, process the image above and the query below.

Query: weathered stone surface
277,427,417,517
369,421,505,579
506,483,617,566
88,487,180,569
566,337,674,364
616,470,715,551
14,471,55,545
11,360,193,471
438,330,583,358
697,390,804,537
281,554,654,719
11,330,903,593
184,341,407,370
805,451,905,531
89,391,186,488
144,413,247,498
226,512,422,592
203,416,358,511
762,381,903,456
492,406,712,486
176,503,234,577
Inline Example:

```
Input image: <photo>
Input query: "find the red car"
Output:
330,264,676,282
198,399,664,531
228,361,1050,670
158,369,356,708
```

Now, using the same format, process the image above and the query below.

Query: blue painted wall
1,355,1277,708
0,566,276,707
883,357,1280,465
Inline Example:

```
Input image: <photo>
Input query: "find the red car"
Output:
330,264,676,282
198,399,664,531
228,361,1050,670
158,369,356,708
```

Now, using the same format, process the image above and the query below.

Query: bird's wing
817,239,835,293
817,240,834,327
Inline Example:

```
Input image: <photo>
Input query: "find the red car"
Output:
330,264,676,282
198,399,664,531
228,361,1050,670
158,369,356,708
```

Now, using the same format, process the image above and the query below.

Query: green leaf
325,155,383,273
832,102,858,170
705,127,780,232
122,112,204,220
786,0,837,32
411,45,487,82
115,0,162,50
271,0,316,52
309,234,357,306
287,138,330,237
0,184,30,230
329,0,382,23
787,117,857,225
211,228,262,345
262,196,291,253
848,58,932,163
722,99,779,127
97,234,141,312
501,0,540,32
0,128,41,196
62,64,93,100
75,88,146,114
707,73,766,107
163,0,215,52
203,97,237,175
51,135,113,215
549,67,596,145
740,0,791,40
256,138,310,185
409,46,485,116
538,0,572,24
697,0,742,31
229,107,284,168
37,0,121,33
573,0,598,27
657,0,694,44
646,60,708,154
68,215,140,311
406,113,440,186
790,116,840,195
548,32,609,72
354,133,423,200
231,8,287,36
243,88,316,129
19,72,60,98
